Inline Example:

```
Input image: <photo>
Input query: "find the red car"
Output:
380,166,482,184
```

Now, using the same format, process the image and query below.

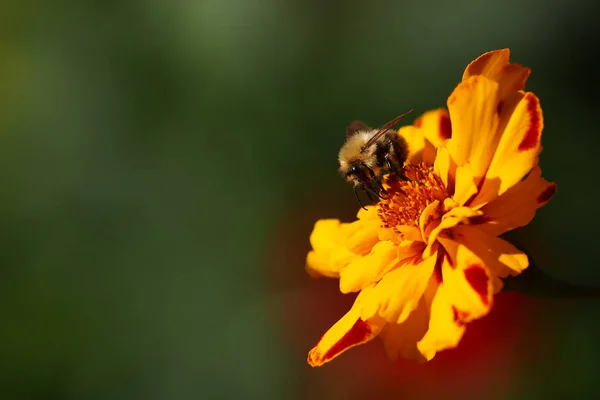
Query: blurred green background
1,0,599,399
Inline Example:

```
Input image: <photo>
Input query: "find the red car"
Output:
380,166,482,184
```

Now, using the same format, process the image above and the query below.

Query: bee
338,109,413,209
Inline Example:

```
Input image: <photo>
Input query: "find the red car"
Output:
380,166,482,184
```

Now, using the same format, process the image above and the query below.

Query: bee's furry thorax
338,130,377,172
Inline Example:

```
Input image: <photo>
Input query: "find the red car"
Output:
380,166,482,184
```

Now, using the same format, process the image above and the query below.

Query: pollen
377,163,447,231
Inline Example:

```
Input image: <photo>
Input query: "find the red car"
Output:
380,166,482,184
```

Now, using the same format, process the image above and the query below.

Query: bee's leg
372,179,388,198
385,157,408,181
353,187,368,211
362,182,382,202
364,188,378,203
379,184,389,198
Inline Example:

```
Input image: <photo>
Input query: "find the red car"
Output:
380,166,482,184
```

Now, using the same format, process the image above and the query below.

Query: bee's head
342,163,374,187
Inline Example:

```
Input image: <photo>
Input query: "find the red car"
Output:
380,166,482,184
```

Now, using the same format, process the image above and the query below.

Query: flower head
305,49,556,366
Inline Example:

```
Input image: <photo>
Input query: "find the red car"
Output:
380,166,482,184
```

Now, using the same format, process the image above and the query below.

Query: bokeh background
2,0,599,399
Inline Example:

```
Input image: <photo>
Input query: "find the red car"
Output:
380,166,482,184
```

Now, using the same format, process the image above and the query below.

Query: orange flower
305,49,556,367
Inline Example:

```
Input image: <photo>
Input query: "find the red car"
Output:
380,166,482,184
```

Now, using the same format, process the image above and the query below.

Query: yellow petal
361,251,437,324
399,109,451,167
345,219,382,255
452,163,479,206
462,48,531,100
395,225,423,242
306,219,358,278
379,295,430,362
495,63,532,100
413,108,452,149
422,142,437,167
424,206,483,258
397,240,426,260
339,241,398,294
398,125,426,165
446,75,501,179
437,237,494,322
463,49,510,80
356,205,379,220
473,167,556,236
419,200,440,241
452,225,529,279
433,144,455,194
378,227,403,244
307,286,386,367
470,91,544,207
417,280,466,361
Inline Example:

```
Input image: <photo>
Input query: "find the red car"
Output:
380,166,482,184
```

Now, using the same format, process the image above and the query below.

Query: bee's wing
346,120,371,138
363,109,414,148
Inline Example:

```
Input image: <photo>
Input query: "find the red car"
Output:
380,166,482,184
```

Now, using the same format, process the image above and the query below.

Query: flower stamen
377,164,447,232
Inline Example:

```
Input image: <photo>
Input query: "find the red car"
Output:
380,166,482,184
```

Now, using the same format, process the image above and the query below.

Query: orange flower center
377,164,447,231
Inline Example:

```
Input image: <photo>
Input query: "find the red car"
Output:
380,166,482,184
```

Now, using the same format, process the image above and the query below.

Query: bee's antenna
384,158,409,182
353,187,368,211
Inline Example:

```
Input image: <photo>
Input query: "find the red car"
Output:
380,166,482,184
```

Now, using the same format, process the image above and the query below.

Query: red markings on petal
497,100,504,115
537,183,556,204
464,265,489,305
452,306,460,323
434,248,454,283
443,250,453,267
469,215,491,225
434,251,444,283
439,246,453,267
518,93,542,151
452,306,467,326
321,318,371,363
414,117,423,128
433,265,442,284
439,113,452,139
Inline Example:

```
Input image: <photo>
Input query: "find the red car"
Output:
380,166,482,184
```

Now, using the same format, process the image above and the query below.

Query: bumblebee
338,109,412,208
